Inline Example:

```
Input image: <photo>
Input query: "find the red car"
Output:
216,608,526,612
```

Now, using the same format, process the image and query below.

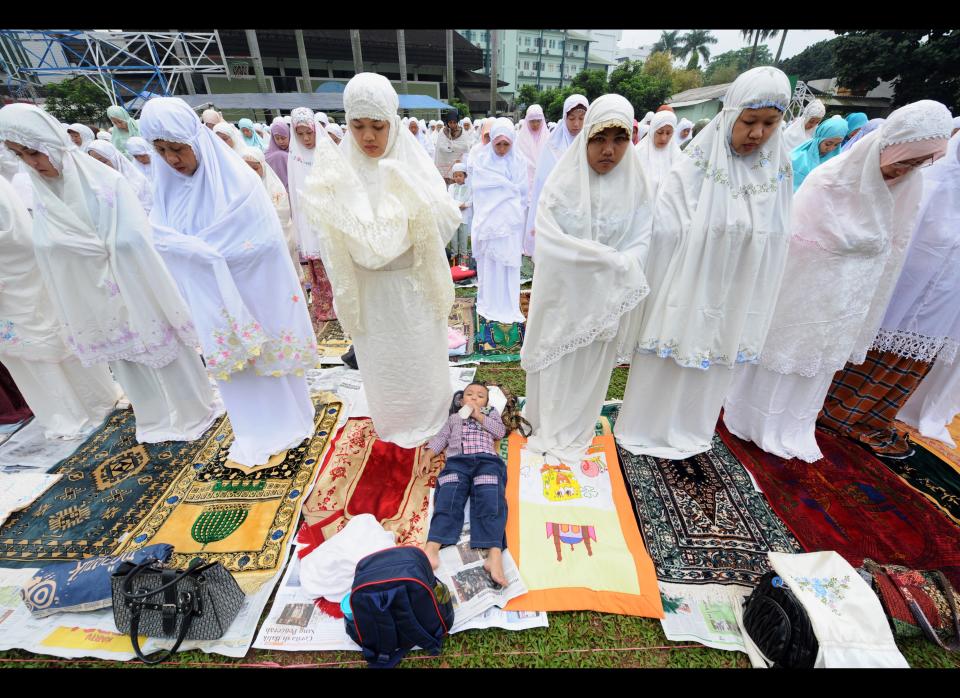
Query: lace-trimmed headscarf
0,102,197,368
301,72,460,336
124,135,155,181
67,123,95,148
286,106,323,258
637,66,794,369
758,99,953,378
212,121,245,153
635,110,681,196
521,93,653,374
139,96,316,381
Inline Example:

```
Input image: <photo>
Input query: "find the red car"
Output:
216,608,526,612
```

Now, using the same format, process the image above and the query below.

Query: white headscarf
635,111,681,197
637,66,794,369
201,109,222,128
287,106,322,260
675,117,694,146
0,102,197,369
124,135,155,181
515,104,549,185
0,174,72,362
67,123,95,148
96,130,112,142
84,139,153,213
301,73,460,335
139,97,316,382
325,123,344,141
521,94,652,374
212,121,245,153
240,145,301,276
759,100,953,378
470,117,529,267
315,112,329,129
782,98,826,150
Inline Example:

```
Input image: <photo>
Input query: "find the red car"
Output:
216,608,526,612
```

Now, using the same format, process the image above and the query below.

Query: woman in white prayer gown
302,73,461,448
125,136,155,181
139,97,317,467
615,66,794,459
212,121,245,154
471,118,529,324
522,95,653,464
722,101,953,462
782,98,826,150
0,174,122,439
84,139,153,213
635,110,682,198
0,103,222,444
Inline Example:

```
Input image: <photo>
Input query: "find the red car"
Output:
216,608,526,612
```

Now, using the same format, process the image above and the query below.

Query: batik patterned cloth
315,321,353,363
874,441,960,525
897,417,960,476
298,417,433,550
307,259,336,323
619,434,803,587
114,395,342,593
448,297,476,356
818,348,934,456
719,420,960,589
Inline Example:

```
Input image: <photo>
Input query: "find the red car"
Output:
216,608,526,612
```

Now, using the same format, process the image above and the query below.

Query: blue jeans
427,452,507,549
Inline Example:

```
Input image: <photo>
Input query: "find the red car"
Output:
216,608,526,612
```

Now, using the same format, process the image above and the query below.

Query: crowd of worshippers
1,68,959,582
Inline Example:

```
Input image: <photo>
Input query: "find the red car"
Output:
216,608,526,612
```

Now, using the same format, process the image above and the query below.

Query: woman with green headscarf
790,116,849,191
237,117,266,151
106,105,140,157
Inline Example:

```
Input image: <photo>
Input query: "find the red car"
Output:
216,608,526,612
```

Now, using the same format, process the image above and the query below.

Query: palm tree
773,30,789,64
741,30,778,69
680,30,718,69
651,30,682,59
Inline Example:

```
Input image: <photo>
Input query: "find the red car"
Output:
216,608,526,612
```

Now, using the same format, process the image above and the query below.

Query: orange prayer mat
504,432,663,618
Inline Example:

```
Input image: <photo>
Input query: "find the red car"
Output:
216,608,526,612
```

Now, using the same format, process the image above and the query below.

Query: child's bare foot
483,547,508,587
424,541,442,570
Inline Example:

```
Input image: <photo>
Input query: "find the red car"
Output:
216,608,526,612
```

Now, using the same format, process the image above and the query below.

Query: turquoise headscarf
790,116,849,191
237,118,266,150
106,105,139,157
844,112,868,143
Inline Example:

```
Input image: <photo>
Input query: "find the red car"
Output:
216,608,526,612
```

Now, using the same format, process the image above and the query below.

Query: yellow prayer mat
116,393,343,594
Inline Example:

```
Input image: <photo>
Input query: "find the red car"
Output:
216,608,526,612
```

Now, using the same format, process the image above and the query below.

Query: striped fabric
818,349,934,456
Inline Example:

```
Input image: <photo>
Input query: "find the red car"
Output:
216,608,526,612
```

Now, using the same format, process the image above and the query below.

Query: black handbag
111,557,244,664
742,570,820,668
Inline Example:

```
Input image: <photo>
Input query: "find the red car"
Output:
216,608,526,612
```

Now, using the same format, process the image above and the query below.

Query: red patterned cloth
307,259,336,322
0,362,31,424
718,419,960,589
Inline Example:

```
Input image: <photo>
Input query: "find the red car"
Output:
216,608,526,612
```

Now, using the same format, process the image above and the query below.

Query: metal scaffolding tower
785,80,815,123
0,30,229,112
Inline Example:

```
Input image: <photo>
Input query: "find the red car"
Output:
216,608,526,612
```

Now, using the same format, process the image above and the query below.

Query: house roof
565,30,593,42
667,82,730,104
586,54,616,66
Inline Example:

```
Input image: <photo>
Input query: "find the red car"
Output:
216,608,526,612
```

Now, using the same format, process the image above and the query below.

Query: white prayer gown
723,102,954,462
898,355,960,446
615,67,794,459
0,103,222,444
0,175,121,439
781,99,826,150
302,73,461,447
522,96,651,465
140,97,317,465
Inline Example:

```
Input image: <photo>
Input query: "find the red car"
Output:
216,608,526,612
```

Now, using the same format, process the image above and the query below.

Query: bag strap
129,594,198,665
391,587,446,654
122,558,209,601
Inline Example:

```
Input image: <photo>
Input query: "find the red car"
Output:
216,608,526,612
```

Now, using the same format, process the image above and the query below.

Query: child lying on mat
417,382,508,586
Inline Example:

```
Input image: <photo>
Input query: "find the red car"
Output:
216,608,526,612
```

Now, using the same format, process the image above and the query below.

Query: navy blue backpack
344,546,455,668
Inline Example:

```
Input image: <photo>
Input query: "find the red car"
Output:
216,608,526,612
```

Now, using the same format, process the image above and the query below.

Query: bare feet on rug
424,541,442,570
483,547,507,587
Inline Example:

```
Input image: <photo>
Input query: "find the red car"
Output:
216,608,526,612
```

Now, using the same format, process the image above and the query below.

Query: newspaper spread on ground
451,606,548,634
0,558,284,660
0,419,86,472
0,473,62,526
657,581,753,654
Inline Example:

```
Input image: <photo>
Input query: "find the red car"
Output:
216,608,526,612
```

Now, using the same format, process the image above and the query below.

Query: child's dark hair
449,382,488,414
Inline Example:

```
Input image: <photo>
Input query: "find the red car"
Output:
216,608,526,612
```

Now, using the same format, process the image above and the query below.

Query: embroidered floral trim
203,309,318,382
0,320,20,347
792,574,851,616
742,99,787,111
636,337,760,370
587,118,630,139
686,145,791,199
871,329,958,365
66,320,194,369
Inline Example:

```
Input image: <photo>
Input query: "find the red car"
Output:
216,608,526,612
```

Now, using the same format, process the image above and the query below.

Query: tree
608,59,673,117
642,52,675,82
569,69,609,102
43,77,112,126
776,38,839,82
680,30,718,70
447,98,470,119
832,30,960,112
773,30,789,63
651,30,682,58
515,84,540,113
704,46,773,85
705,64,740,86
741,30,779,69
671,69,703,95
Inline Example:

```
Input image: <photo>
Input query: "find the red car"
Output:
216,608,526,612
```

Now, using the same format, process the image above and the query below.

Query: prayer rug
618,435,803,589
503,432,663,617
0,408,217,566
875,443,960,526
448,297,476,356
897,418,960,476
718,421,960,589
316,321,353,365
298,417,433,550
114,395,343,593
454,315,526,364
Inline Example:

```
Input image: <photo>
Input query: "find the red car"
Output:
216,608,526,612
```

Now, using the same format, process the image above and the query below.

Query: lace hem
759,353,847,378
881,133,952,149
68,322,196,369
587,117,630,139
521,284,648,374
870,329,956,364
636,337,760,371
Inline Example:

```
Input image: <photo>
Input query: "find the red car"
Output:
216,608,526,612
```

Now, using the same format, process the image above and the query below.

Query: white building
615,44,653,68
576,30,622,73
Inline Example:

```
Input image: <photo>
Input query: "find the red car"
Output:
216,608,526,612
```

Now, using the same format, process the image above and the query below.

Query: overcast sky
619,30,836,61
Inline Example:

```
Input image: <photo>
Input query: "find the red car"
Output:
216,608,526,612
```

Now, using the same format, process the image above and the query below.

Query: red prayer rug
718,421,960,589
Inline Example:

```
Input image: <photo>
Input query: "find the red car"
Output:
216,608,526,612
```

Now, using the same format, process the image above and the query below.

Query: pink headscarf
516,104,548,188
265,120,290,191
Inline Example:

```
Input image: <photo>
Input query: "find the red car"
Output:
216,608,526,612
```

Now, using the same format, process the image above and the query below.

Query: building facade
576,30,621,73
615,45,653,68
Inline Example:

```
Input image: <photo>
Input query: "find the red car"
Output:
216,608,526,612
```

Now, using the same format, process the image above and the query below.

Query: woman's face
244,158,264,178
587,126,630,175
880,154,933,181
819,137,843,156
731,107,783,155
88,150,114,169
3,140,59,177
216,132,234,147
329,133,341,145
804,116,822,131
350,118,389,158
528,119,542,133
493,137,512,157
408,121,419,134
295,124,315,150
679,127,691,140
133,153,151,165
653,125,674,148
565,107,586,137
241,127,253,138
67,130,82,146
110,117,127,131
273,132,289,149
152,139,199,176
